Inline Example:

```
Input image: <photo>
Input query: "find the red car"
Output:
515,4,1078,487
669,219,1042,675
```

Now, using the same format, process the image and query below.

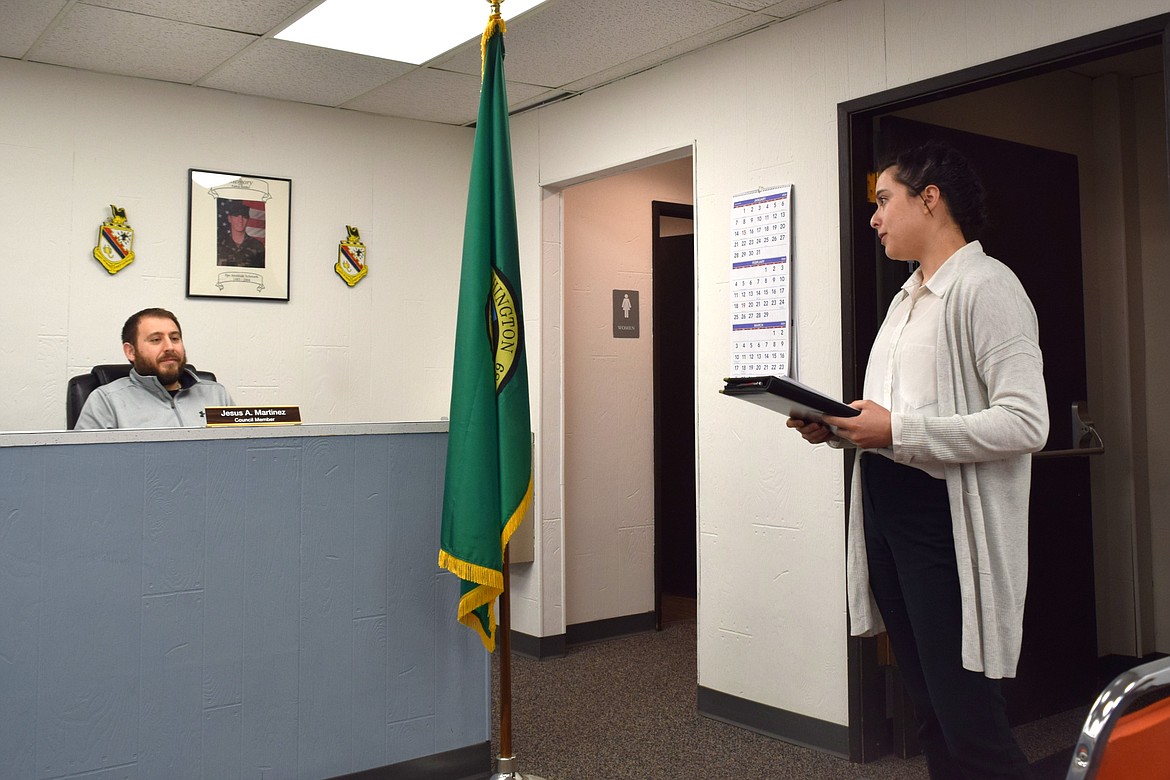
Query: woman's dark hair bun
877,141,988,241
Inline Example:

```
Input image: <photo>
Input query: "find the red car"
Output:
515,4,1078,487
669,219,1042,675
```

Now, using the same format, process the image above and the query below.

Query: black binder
721,375,860,421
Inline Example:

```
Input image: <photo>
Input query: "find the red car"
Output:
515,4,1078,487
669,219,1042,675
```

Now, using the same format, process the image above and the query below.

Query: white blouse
862,249,967,478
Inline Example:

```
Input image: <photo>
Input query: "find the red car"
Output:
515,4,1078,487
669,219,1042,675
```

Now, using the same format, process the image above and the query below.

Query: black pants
860,453,1031,780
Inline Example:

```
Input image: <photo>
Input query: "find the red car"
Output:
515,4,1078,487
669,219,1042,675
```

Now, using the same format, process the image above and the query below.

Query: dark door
652,201,697,625
874,117,1098,724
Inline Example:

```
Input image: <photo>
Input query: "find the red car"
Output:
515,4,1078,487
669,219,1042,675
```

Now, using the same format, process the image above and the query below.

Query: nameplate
205,406,302,427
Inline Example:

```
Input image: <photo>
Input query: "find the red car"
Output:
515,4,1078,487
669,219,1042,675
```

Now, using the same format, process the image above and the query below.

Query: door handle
1033,401,1104,459
1071,400,1104,450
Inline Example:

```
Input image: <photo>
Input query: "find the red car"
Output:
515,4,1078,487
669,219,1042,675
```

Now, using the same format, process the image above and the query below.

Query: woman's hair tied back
879,140,988,240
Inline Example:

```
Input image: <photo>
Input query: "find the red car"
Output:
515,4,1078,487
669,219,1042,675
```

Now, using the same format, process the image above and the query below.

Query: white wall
560,158,693,626
0,59,473,432
509,0,1170,728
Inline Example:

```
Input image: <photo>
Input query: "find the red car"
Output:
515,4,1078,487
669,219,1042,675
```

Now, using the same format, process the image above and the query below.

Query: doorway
839,17,1170,762
652,201,697,628
559,156,696,643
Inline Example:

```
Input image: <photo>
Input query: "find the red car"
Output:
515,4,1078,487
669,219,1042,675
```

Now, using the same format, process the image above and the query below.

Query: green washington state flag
438,11,533,653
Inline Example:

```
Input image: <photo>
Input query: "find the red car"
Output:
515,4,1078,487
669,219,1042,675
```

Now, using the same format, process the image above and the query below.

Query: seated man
75,307,233,429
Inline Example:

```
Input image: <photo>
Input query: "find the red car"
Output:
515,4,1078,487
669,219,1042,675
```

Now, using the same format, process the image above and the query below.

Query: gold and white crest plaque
93,204,135,274
335,225,368,287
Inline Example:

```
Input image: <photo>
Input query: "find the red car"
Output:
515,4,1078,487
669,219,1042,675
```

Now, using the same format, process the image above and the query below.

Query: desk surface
0,420,449,448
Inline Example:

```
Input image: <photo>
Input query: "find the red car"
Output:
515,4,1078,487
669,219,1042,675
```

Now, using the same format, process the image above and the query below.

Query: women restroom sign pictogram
613,289,639,338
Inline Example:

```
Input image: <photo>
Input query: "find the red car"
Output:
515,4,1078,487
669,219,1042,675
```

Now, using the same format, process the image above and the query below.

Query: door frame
837,13,1170,763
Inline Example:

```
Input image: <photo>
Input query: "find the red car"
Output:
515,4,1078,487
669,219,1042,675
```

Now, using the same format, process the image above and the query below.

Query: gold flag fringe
438,472,534,652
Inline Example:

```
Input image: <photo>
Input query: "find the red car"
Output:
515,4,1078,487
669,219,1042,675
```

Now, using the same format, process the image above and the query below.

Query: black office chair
66,363,216,429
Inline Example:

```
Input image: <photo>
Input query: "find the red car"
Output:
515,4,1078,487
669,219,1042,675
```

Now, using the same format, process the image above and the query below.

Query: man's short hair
223,200,250,217
122,308,182,346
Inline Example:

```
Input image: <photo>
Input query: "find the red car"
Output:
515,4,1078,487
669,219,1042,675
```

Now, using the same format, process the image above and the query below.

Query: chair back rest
66,364,215,430
1095,696,1170,779
1067,656,1170,780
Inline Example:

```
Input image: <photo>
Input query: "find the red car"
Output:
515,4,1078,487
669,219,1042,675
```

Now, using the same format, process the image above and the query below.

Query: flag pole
491,550,546,780
499,547,511,763
485,8,543,779
438,0,544,773
491,547,528,779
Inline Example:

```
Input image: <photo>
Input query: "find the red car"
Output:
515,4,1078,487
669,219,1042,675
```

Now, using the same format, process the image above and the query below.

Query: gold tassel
480,2,507,80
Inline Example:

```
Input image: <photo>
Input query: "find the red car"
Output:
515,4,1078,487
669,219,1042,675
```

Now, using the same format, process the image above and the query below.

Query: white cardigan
846,241,1049,679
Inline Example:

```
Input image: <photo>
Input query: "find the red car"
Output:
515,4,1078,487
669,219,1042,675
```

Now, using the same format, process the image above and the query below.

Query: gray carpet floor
490,621,1086,779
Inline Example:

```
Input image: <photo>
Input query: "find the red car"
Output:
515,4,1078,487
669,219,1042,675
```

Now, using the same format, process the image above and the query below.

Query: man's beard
135,351,186,386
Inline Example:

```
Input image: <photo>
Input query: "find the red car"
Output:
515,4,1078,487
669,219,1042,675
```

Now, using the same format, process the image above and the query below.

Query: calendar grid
729,185,791,377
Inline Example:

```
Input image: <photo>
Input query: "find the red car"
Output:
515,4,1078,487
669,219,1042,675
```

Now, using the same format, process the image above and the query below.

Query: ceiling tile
80,0,313,35
434,0,752,88
0,0,71,59
29,4,256,84
4,0,849,126
201,39,416,106
341,67,549,126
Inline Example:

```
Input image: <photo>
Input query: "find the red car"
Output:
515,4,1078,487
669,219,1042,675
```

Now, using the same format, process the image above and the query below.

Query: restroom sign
613,289,640,338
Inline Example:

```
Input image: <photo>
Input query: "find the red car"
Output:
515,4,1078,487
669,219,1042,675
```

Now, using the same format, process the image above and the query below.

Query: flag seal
488,268,522,391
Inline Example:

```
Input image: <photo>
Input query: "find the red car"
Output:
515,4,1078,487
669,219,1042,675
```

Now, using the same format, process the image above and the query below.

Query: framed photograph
187,168,292,301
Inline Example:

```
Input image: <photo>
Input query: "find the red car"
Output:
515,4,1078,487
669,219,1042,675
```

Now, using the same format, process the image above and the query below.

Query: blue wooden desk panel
0,431,489,780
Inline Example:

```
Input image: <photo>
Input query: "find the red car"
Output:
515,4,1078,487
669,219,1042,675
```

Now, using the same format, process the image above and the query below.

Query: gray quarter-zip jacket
74,366,233,429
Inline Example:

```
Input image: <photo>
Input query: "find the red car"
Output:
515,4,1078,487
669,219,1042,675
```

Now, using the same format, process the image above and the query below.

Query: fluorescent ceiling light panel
276,0,550,65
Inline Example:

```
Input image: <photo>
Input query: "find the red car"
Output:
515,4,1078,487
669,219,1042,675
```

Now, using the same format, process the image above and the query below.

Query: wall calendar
729,184,791,378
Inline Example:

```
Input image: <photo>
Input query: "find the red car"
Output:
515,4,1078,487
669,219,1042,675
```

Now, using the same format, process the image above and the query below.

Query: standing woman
788,141,1048,779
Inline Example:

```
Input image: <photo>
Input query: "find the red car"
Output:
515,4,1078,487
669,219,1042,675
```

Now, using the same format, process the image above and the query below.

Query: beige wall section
892,71,1095,158
1089,73,1150,656
0,59,472,431
1133,71,1170,653
560,158,693,626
